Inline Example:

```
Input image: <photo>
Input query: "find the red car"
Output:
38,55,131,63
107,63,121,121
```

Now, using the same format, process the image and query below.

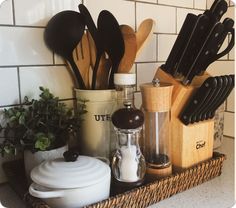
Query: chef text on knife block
154,68,214,169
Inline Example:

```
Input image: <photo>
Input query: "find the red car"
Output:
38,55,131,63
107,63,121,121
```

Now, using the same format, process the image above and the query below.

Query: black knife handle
209,75,235,119
182,22,224,85
211,0,228,21
163,13,197,75
200,76,226,121
174,14,210,77
179,77,217,125
194,76,222,122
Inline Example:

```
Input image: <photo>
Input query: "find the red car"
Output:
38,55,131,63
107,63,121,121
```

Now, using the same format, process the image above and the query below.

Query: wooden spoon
87,32,111,89
73,31,90,89
118,25,137,73
136,19,155,57
44,11,86,89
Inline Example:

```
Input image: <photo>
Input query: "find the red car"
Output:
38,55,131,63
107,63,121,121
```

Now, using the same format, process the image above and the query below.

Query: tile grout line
11,0,15,25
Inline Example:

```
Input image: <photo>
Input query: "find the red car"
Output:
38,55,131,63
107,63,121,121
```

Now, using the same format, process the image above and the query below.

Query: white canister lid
30,156,111,189
114,73,136,85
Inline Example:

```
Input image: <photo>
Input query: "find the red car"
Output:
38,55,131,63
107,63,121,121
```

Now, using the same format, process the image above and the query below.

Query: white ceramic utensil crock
29,155,111,208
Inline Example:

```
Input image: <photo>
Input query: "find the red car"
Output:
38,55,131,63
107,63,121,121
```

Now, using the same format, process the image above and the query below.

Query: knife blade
162,13,198,75
173,14,210,78
208,75,234,119
198,76,226,121
179,76,218,125
182,22,224,85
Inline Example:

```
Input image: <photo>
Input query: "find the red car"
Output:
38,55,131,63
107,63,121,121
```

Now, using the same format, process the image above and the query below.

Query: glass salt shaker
111,102,146,183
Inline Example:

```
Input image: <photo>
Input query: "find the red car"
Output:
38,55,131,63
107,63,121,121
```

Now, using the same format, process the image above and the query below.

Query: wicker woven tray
2,152,226,208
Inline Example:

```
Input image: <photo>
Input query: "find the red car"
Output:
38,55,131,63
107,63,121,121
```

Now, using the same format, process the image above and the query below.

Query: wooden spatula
72,31,91,89
136,19,155,57
87,32,111,89
118,25,137,73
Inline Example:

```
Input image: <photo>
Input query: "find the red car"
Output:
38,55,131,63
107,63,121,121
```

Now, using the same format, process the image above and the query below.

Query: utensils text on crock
118,25,137,73
136,19,155,58
79,4,104,90
97,10,125,89
44,11,86,89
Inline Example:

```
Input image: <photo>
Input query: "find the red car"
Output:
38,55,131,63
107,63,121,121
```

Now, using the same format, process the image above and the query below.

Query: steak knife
191,76,222,123
208,75,235,119
162,14,198,76
198,76,226,121
203,75,229,120
179,77,218,125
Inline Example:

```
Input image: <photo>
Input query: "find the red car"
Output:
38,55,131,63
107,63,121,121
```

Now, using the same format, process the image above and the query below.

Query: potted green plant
0,86,86,180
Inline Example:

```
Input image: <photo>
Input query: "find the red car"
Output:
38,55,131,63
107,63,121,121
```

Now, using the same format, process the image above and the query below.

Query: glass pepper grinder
114,73,136,109
140,79,173,177
111,102,146,184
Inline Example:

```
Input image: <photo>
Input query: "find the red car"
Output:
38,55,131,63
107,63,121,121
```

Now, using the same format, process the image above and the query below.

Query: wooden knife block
154,68,214,169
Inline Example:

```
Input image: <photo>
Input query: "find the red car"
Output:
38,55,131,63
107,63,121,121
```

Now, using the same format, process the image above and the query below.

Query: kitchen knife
162,13,198,75
211,0,228,21
182,22,224,85
173,14,210,78
194,18,234,76
198,76,225,122
191,76,222,123
203,75,229,120
208,75,234,119
179,76,218,125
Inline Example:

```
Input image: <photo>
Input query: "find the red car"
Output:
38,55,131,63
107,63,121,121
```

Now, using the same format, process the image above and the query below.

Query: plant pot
24,145,68,183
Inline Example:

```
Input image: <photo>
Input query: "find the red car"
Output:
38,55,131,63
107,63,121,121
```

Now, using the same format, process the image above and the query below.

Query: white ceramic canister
29,155,111,208
75,89,116,163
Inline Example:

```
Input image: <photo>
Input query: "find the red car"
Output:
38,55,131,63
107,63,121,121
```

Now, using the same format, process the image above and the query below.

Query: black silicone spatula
97,10,125,89
78,4,105,90
44,11,86,89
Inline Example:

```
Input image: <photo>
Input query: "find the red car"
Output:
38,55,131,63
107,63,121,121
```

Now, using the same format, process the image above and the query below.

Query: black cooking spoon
44,10,86,89
97,10,125,89
78,4,105,90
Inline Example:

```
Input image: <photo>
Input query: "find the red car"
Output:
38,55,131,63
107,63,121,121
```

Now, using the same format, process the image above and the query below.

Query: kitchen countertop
0,137,234,208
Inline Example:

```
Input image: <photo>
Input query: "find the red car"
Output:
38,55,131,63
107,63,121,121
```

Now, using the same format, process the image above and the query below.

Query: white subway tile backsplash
136,3,176,33
229,0,235,6
177,8,202,33
158,0,194,8
194,0,207,9
157,34,177,62
222,6,235,20
207,61,235,76
20,66,75,100
219,36,229,60
54,54,66,65
0,68,19,106
136,62,160,90
0,27,53,66
226,89,235,112
84,0,135,28
135,34,157,62
14,0,81,26
223,112,234,137
0,0,13,25
229,45,235,60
